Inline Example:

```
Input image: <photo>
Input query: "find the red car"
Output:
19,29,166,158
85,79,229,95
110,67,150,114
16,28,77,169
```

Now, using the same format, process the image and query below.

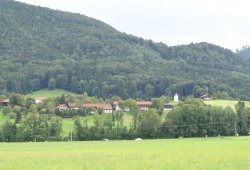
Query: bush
2,106,11,116
8,112,16,119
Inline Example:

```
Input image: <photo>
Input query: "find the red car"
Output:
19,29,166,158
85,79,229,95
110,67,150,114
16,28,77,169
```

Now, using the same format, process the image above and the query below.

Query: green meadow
0,137,250,170
26,89,78,98
203,99,250,109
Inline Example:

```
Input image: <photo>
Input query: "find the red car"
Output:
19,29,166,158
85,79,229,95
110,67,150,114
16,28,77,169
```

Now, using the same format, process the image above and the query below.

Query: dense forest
237,46,250,60
1,0,250,100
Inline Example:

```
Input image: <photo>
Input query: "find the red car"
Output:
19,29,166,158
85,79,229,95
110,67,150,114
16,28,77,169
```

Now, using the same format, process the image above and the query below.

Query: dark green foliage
9,93,25,106
235,101,250,135
48,78,56,90
55,108,92,118
138,108,161,138
237,46,250,60
26,97,35,109
162,98,237,137
15,111,22,123
16,113,63,141
1,121,16,142
49,116,63,140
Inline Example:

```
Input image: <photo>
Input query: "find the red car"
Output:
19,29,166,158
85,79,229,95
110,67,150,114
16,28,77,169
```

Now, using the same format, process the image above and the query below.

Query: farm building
136,101,152,111
0,99,10,107
164,104,174,111
82,103,113,113
34,97,47,104
200,94,212,100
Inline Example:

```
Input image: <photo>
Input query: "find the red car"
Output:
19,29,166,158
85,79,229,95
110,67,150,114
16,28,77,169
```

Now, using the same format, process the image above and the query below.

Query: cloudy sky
17,0,250,51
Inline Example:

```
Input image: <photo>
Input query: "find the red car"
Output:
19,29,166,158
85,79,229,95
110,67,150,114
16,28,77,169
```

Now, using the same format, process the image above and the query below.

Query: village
0,92,213,114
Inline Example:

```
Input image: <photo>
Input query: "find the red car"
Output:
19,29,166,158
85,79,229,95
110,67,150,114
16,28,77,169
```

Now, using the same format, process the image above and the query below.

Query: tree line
72,99,250,140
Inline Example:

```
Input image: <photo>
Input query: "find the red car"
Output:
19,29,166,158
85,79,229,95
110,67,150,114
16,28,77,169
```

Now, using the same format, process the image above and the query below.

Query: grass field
0,137,249,169
204,99,250,109
26,89,78,98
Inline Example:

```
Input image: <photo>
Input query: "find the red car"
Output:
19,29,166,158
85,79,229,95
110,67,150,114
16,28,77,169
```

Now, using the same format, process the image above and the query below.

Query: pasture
0,137,250,170
26,89,78,98
204,99,250,109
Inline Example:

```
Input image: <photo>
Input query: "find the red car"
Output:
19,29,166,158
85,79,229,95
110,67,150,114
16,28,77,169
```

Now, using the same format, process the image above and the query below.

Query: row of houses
0,93,212,112
57,101,174,113
58,103,113,113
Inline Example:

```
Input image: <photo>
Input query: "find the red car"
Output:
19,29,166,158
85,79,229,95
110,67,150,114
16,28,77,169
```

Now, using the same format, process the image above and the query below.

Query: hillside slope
1,0,250,99
237,46,250,60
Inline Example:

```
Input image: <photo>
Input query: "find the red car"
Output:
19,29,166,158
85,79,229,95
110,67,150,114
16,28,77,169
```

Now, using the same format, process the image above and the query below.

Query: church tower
174,93,179,102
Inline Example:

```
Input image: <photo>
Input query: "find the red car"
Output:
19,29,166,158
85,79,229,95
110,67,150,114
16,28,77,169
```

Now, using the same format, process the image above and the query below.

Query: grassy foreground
1,137,250,170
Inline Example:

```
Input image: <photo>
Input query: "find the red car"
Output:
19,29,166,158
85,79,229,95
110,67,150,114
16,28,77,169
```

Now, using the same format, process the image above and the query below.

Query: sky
16,0,250,51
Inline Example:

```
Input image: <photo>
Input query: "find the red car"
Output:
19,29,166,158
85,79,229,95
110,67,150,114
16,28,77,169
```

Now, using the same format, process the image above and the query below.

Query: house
34,97,47,104
174,93,179,102
0,99,10,107
136,101,152,111
82,103,113,113
200,94,212,100
164,104,174,111
56,104,68,110
67,103,78,110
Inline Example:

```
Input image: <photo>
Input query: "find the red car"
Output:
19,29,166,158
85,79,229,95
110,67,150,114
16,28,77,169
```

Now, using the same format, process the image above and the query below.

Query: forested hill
237,46,250,60
1,0,250,100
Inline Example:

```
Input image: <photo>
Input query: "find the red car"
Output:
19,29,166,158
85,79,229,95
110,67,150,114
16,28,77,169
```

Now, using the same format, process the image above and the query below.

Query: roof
56,104,68,109
82,103,112,110
34,97,47,101
200,94,212,98
1,99,10,103
136,101,152,107
164,104,173,108
67,103,78,108
112,101,119,105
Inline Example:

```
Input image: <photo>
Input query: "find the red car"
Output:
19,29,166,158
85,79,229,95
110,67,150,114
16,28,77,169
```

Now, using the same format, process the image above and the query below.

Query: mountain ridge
1,0,250,100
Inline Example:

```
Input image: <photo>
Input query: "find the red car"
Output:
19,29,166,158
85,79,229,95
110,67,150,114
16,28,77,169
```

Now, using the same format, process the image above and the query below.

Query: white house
174,93,179,102
34,97,46,104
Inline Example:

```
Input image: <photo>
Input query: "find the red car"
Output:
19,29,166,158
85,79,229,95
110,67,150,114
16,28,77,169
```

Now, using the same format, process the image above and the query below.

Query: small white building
34,97,46,104
112,101,121,111
174,93,179,102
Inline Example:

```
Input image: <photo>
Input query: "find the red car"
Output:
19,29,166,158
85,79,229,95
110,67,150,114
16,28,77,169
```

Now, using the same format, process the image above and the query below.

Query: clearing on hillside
26,89,78,98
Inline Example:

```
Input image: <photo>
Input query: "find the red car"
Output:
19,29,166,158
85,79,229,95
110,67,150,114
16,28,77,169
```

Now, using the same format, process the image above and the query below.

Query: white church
174,93,179,102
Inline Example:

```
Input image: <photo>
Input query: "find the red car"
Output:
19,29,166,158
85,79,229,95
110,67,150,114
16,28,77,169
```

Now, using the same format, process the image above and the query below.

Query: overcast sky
17,0,250,51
